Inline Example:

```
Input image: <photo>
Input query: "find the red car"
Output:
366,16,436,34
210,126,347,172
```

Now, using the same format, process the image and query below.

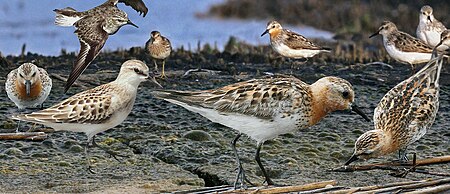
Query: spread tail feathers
54,7,82,26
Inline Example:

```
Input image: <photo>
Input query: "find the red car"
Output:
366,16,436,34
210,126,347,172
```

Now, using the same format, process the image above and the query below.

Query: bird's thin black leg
255,142,274,186
231,134,254,189
86,137,96,174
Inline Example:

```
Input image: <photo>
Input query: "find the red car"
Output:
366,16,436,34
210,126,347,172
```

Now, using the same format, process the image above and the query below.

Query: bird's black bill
148,71,162,88
369,30,380,38
261,29,269,37
351,104,371,122
427,16,432,23
25,80,31,96
345,154,359,165
127,20,139,28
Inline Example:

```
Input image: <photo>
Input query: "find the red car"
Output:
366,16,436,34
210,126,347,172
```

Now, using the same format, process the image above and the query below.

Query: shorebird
345,44,445,165
54,0,140,93
12,60,159,173
5,63,52,110
370,21,433,72
146,31,172,78
6,63,52,133
261,20,331,59
416,5,447,47
152,75,370,188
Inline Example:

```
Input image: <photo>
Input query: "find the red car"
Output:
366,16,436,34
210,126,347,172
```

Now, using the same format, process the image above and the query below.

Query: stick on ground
0,132,47,141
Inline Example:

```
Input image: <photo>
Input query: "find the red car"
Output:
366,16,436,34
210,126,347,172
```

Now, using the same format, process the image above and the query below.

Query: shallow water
0,0,333,56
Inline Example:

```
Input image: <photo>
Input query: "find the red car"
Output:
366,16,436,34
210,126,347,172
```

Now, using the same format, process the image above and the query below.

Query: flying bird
54,0,141,93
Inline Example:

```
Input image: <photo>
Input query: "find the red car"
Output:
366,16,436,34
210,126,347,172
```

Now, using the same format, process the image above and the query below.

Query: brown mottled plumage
152,75,369,188
12,60,155,172
346,53,443,165
146,31,172,78
370,21,434,70
54,0,139,93
261,20,331,59
5,63,52,109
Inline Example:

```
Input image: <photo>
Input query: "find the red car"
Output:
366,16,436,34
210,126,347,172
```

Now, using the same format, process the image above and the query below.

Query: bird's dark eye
32,72,36,77
19,74,24,78
134,68,141,74
342,91,349,98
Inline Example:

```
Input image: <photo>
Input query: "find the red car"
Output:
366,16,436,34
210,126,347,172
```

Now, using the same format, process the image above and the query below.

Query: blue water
0,0,333,56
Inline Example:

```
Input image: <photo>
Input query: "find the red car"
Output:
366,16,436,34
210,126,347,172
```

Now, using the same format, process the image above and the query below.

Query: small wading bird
345,31,449,165
12,60,160,173
146,31,172,78
261,20,331,61
370,21,434,72
5,63,52,110
5,63,52,132
54,0,145,93
416,5,447,47
152,75,370,188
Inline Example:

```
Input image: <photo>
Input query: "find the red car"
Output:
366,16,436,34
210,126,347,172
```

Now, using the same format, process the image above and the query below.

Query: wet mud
0,47,449,193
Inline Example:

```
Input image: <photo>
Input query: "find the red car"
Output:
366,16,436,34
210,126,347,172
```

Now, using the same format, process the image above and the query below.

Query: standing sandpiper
5,63,52,110
12,60,159,173
416,5,447,47
345,46,445,165
54,0,140,93
370,21,433,72
152,75,370,188
261,20,331,60
146,31,172,78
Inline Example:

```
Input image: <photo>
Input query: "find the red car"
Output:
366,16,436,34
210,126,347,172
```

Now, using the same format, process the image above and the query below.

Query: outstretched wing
65,16,108,93
119,0,148,17
153,76,311,120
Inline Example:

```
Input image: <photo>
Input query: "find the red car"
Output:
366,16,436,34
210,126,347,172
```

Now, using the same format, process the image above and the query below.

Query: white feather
55,13,81,27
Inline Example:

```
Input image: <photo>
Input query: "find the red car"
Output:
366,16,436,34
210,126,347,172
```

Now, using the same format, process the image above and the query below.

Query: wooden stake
332,155,450,172
357,178,450,194
222,180,336,194
0,132,47,141
328,180,425,194
403,183,450,194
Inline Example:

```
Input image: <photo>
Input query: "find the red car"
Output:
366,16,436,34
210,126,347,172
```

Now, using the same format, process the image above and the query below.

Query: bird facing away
146,31,172,78
370,21,434,71
416,5,447,47
345,51,444,165
5,63,52,110
261,20,331,59
54,0,139,93
152,75,370,188
12,60,158,172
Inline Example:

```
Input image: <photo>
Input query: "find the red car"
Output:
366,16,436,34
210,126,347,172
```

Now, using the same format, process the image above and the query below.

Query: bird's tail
54,7,82,26
151,90,210,106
